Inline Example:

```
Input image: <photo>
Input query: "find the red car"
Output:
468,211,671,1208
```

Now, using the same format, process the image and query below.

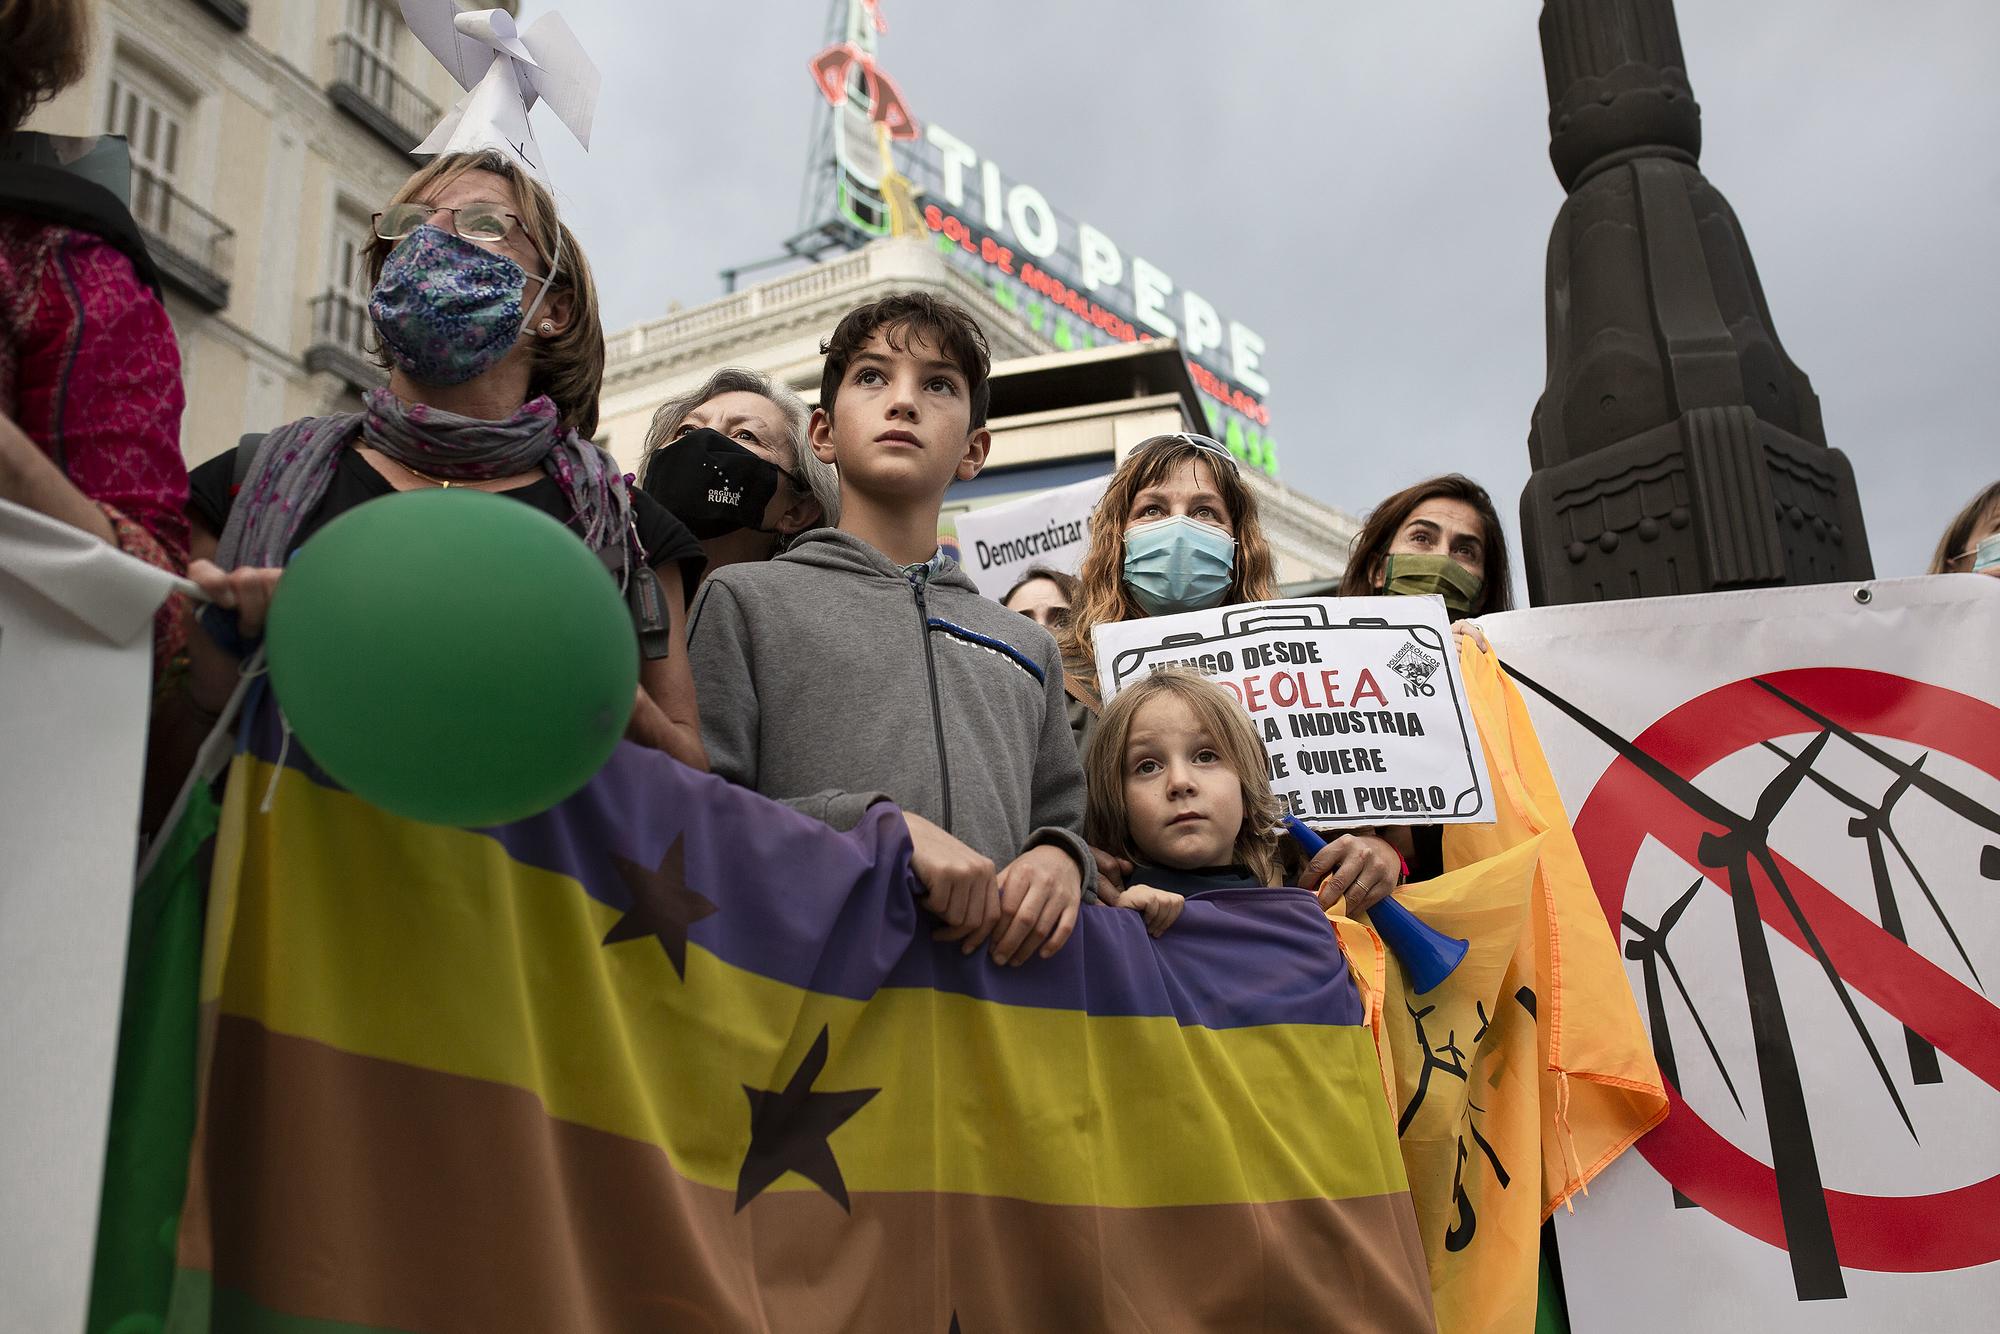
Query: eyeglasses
1135,431,1241,474
373,201,525,247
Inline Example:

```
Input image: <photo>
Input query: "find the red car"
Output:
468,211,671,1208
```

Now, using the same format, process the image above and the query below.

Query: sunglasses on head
1135,432,1241,474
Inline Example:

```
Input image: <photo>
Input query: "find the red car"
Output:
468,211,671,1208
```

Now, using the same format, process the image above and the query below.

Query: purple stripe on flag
238,693,1361,1030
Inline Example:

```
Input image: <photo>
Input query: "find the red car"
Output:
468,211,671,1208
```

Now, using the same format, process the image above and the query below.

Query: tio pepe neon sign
923,123,1270,403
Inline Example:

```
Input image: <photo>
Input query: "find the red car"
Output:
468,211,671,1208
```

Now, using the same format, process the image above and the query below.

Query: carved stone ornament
1522,0,1872,604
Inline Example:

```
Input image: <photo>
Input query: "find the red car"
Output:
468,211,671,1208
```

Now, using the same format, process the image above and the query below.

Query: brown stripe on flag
181,1016,1434,1333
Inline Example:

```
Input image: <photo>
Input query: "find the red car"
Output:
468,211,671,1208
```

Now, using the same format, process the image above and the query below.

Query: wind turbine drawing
1506,665,1929,1301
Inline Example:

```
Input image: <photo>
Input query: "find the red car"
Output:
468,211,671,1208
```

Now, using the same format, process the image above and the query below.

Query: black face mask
642,427,786,541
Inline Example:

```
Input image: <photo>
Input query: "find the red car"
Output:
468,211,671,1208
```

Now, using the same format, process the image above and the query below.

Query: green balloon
266,489,639,827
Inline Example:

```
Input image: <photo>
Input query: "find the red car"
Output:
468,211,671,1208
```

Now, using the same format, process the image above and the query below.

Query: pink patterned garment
1,214,190,667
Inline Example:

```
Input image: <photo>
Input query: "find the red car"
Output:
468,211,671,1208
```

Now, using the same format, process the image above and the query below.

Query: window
346,0,400,106
103,60,190,233
305,199,384,387
101,49,232,309
332,203,372,306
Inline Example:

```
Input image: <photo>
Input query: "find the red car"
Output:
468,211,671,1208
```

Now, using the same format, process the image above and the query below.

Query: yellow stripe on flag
205,758,1409,1211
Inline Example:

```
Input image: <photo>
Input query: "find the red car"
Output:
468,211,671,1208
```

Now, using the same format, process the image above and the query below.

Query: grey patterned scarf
215,387,638,583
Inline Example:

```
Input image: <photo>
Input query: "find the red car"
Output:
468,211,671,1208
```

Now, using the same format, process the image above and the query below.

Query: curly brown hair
1,0,91,136
1057,435,1278,690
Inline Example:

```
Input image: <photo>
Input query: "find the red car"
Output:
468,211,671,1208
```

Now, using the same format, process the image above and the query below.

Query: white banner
953,474,1108,600
1092,596,1493,826
0,499,182,1334
1482,576,2000,1332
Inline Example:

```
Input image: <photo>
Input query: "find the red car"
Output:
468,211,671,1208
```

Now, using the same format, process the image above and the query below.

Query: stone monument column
1522,0,1872,604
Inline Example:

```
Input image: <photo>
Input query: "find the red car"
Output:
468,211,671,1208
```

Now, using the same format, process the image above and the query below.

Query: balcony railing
191,0,249,30
328,34,441,155
303,291,386,392
130,166,233,311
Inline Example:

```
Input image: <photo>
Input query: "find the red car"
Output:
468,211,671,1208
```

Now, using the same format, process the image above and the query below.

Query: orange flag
1335,641,1666,1334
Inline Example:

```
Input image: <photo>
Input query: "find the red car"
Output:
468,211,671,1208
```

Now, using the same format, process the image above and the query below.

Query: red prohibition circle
1573,667,2000,1273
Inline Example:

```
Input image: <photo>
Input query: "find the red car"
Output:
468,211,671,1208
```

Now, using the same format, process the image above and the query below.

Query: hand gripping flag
97,686,1438,1333
399,3,599,184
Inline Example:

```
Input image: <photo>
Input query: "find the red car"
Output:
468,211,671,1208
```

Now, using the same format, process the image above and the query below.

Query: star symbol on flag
735,1026,879,1213
602,835,716,980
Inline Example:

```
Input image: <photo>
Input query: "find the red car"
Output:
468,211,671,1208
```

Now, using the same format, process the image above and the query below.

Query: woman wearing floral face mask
1057,433,1404,909
173,151,707,774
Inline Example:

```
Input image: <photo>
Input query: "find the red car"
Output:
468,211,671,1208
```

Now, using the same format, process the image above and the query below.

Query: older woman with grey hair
639,366,838,579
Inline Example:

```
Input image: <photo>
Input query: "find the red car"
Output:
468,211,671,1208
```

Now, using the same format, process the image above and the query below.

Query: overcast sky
526,0,1997,586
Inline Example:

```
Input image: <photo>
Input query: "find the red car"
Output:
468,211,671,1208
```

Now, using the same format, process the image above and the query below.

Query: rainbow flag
111,689,1433,1333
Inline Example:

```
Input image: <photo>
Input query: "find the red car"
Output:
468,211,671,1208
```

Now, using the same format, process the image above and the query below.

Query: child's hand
1301,833,1403,915
1089,845,1134,903
990,844,1083,965
1120,884,1185,937
903,813,1000,954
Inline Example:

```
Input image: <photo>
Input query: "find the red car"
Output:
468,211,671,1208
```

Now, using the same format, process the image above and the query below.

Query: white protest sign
1484,577,2000,1333
953,474,1108,600
0,499,185,1333
1093,596,1493,826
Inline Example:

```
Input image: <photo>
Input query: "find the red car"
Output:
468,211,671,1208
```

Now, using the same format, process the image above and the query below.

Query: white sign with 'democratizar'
1093,597,1493,827
953,474,1109,601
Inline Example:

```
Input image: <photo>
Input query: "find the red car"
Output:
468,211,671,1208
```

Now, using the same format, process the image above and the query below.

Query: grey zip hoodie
686,529,1096,892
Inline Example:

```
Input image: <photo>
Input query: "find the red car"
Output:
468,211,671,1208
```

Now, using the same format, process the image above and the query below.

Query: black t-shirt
188,443,705,601
1127,864,1270,895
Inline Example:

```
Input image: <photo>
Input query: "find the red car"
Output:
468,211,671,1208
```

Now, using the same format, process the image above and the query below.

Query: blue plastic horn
1283,814,1470,995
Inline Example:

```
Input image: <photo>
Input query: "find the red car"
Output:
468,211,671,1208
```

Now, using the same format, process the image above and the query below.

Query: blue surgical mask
1974,532,2000,574
369,224,534,386
1122,515,1236,616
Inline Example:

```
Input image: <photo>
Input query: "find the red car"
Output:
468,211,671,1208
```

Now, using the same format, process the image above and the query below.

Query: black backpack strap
0,163,163,298
628,562,673,661
597,536,673,661
231,432,269,494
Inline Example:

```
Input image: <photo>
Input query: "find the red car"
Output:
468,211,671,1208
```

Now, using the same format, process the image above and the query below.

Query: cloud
528,0,1998,585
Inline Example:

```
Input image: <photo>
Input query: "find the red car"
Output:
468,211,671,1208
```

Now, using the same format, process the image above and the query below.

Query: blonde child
1083,669,1287,936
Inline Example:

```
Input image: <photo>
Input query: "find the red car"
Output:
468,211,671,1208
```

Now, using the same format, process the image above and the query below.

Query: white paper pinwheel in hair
398,3,600,186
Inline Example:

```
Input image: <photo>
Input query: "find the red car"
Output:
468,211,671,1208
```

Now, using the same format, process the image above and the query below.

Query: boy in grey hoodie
686,293,1092,965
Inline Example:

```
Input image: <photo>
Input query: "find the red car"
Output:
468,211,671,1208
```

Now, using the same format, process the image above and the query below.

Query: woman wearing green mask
1337,473,1513,620
1335,474,1513,882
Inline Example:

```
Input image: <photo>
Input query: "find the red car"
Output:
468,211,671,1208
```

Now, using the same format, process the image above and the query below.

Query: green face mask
1381,554,1484,619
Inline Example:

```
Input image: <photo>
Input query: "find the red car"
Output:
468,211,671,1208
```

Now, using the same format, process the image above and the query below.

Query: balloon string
261,710,292,816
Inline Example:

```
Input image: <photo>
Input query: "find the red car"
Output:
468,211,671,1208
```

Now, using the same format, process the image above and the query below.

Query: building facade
24,3,1358,590
25,0,476,468
599,237,1361,590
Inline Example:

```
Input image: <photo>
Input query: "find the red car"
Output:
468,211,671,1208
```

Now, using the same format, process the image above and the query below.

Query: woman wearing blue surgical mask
170,152,708,778
1057,435,1275,722
1926,480,2000,579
